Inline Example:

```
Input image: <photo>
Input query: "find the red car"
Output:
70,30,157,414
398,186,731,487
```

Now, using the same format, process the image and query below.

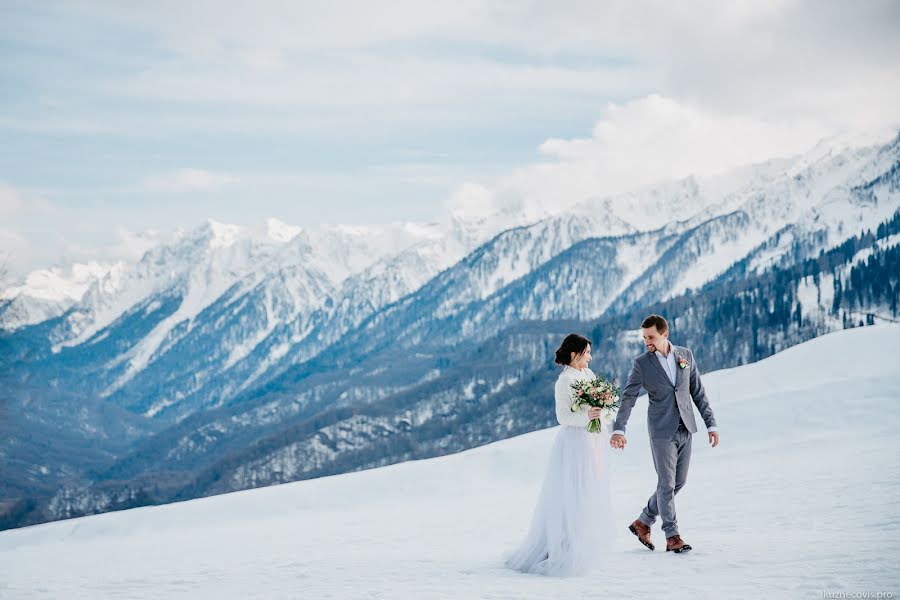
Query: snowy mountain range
1,129,898,531
1,324,897,597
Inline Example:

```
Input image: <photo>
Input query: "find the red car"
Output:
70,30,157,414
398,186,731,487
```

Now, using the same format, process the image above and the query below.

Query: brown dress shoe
665,534,692,553
628,519,654,551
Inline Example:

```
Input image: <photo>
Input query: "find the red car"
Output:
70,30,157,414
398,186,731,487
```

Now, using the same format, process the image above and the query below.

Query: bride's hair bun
554,333,591,365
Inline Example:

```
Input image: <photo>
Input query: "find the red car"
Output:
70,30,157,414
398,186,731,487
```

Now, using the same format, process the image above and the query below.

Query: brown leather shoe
628,519,654,551
665,534,692,553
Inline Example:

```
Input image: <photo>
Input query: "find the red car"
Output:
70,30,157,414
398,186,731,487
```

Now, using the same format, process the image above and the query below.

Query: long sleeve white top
554,365,597,428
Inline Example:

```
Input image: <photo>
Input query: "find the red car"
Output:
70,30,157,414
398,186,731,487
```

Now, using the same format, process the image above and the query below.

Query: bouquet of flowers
570,375,621,433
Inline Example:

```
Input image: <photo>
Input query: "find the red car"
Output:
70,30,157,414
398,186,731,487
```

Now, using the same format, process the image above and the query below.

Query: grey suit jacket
612,345,717,440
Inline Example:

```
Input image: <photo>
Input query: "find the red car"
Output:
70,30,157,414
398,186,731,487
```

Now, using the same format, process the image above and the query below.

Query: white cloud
0,183,25,216
103,57,644,139
0,183,59,282
141,168,238,192
0,183,55,218
538,93,830,185
59,225,175,263
0,183,41,282
445,182,497,219
447,93,881,218
0,200,173,282
0,228,27,281
76,1,897,128
7,1,893,139
104,226,172,262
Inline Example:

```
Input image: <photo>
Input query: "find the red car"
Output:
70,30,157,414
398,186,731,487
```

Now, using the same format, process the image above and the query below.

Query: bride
503,333,615,577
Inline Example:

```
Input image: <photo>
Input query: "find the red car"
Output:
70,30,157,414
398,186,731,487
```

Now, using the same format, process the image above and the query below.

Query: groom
609,314,719,554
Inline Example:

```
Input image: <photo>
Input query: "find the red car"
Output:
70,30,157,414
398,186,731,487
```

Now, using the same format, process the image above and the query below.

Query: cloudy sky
1,0,899,279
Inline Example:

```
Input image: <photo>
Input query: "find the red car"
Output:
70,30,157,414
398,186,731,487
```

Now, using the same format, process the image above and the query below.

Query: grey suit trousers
639,420,692,538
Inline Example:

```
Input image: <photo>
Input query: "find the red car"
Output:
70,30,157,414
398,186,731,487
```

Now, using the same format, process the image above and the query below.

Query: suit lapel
673,346,685,389
646,350,674,387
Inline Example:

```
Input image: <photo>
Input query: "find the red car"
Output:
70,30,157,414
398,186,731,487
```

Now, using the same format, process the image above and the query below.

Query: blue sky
1,0,899,278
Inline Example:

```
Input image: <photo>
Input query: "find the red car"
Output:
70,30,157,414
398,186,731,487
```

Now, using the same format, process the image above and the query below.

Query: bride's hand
587,406,602,420
610,433,627,449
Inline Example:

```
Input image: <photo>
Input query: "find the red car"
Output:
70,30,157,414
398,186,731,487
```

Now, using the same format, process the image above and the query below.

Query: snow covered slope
2,324,897,598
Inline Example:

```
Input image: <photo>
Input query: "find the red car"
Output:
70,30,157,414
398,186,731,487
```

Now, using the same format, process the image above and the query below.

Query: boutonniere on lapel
678,356,690,370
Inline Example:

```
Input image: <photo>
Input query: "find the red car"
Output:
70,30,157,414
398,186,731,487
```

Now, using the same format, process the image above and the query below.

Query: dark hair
641,314,669,334
554,333,591,366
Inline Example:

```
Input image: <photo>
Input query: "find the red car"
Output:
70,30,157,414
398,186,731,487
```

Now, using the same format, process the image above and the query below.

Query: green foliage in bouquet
570,375,621,433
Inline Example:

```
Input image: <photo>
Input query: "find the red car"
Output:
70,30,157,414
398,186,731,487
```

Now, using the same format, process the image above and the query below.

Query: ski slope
2,324,899,599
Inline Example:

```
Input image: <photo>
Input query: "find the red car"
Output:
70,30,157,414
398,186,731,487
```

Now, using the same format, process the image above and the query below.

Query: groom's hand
709,431,719,448
610,433,626,449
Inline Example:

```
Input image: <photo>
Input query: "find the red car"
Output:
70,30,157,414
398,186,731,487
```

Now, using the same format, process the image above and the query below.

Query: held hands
609,431,717,449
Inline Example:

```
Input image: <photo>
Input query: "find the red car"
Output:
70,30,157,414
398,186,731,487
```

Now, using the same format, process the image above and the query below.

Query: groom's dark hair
641,314,668,333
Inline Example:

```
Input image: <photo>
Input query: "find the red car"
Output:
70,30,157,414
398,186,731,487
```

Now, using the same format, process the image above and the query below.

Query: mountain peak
196,219,243,249
264,218,302,243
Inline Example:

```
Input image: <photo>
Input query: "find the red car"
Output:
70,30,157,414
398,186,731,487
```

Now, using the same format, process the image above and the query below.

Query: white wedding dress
503,365,615,577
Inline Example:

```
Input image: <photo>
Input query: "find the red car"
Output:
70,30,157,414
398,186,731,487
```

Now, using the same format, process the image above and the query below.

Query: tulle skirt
503,425,615,577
